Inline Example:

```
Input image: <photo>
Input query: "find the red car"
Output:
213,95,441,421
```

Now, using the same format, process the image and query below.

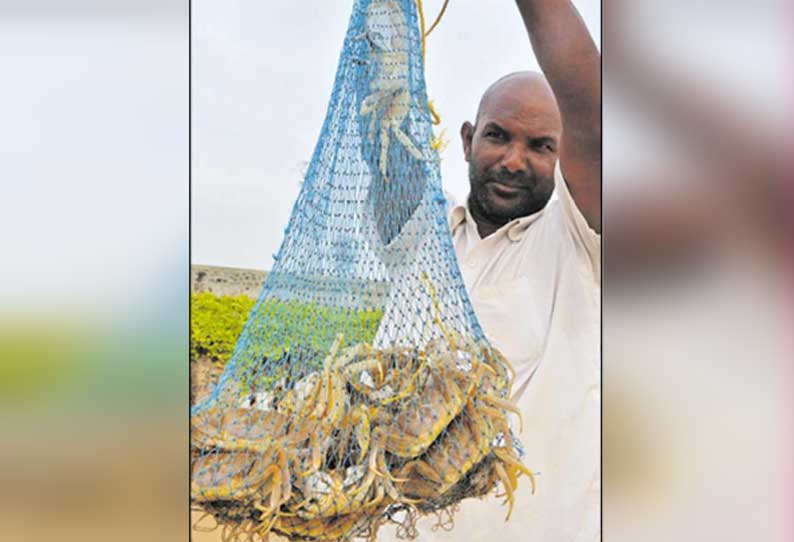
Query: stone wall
191,264,267,299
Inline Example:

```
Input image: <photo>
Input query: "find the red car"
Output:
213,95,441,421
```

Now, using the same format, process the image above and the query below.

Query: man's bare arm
515,0,601,232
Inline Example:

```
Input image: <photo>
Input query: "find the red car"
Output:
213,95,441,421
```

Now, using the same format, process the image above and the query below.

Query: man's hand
515,0,601,232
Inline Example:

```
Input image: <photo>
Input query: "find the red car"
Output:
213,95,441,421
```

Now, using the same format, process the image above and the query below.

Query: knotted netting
191,1,534,540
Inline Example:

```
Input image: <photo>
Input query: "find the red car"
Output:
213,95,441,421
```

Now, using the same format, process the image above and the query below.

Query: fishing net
190,1,534,540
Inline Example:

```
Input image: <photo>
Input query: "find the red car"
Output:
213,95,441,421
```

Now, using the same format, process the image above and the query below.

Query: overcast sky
192,0,601,270
1,6,187,313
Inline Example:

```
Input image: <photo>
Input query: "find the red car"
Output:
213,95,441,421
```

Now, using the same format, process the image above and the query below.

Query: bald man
462,72,565,235
380,2,601,541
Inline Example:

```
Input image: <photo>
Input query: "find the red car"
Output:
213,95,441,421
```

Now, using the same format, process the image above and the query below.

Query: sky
0,4,188,313
192,0,602,270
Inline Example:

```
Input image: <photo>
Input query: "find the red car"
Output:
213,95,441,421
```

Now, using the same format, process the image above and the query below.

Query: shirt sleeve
554,162,601,281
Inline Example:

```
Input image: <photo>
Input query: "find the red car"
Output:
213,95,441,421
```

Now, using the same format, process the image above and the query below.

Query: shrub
190,292,254,365
190,292,383,379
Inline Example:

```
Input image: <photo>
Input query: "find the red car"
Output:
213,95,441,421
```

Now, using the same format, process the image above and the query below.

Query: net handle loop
415,0,450,128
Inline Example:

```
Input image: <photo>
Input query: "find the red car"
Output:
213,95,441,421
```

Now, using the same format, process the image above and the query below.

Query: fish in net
190,1,535,540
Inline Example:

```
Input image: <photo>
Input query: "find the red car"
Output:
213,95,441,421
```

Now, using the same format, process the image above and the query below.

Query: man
382,1,600,540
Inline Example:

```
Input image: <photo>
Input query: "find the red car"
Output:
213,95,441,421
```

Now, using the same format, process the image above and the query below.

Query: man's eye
533,141,553,152
485,130,503,139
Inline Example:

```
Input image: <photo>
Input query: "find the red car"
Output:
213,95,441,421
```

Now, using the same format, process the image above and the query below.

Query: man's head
461,71,562,229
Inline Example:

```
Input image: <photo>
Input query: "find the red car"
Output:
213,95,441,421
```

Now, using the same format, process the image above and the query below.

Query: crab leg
352,404,371,463
194,457,273,502
391,119,424,160
380,123,391,178
493,461,516,521
406,458,442,484
492,447,536,494
299,430,325,477
482,394,524,434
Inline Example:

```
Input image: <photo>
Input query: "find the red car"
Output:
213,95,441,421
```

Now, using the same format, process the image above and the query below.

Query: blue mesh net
191,1,533,540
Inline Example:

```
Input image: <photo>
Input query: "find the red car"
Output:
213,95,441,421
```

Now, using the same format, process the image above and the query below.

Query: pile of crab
191,331,534,542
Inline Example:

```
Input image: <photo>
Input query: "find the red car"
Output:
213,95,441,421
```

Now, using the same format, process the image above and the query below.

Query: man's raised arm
515,0,601,232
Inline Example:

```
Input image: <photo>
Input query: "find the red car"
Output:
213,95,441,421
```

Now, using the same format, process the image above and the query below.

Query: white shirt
379,164,601,542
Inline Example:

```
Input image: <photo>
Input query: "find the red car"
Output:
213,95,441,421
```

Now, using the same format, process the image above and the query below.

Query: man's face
462,77,562,225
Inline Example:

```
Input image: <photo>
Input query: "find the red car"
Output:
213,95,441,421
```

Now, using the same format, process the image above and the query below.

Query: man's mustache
485,170,535,189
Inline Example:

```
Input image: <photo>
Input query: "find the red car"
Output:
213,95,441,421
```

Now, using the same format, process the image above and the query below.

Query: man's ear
461,121,474,162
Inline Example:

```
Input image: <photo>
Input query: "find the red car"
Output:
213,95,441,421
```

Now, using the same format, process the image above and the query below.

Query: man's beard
468,163,555,225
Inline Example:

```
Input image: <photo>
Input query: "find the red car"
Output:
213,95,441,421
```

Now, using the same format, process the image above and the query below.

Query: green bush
246,298,383,362
190,292,255,365
190,292,384,375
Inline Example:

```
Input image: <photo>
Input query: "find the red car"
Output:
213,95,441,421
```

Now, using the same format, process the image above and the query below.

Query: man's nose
500,142,527,175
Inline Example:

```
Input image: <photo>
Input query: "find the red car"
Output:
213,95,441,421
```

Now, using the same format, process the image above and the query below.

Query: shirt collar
449,199,546,242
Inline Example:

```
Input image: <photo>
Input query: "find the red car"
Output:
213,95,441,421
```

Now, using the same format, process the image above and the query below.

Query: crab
374,361,469,458
189,307,534,539
375,339,505,460
190,406,294,507
191,450,266,502
191,443,293,531
268,335,358,478
190,401,320,530
397,398,534,520
289,463,394,521
285,426,414,523
343,345,428,406
334,403,374,466
192,405,289,447
358,0,425,180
